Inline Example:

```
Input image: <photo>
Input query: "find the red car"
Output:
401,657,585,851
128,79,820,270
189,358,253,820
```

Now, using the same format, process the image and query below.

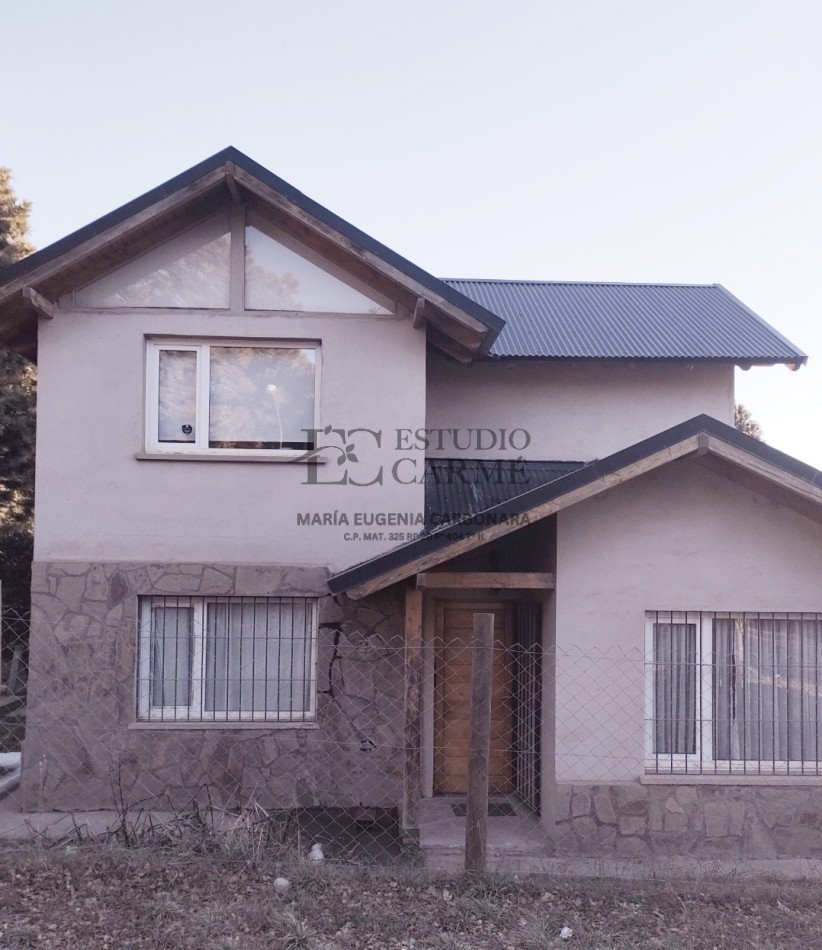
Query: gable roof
330,415,822,598
0,150,806,368
443,279,807,365
0,147,504,358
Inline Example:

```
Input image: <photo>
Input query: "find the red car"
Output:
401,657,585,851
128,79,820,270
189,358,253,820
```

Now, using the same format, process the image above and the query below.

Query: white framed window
646,611,822,775
145,339,319,456
137,596,317,722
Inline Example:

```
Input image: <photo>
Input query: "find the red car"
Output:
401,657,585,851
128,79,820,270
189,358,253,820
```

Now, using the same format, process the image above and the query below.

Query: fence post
402,586,424,838
465,611,494,872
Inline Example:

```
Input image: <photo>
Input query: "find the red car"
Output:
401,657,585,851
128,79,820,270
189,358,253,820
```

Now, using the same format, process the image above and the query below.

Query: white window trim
137,596,318,723
645,611,822,775
145,338,321,458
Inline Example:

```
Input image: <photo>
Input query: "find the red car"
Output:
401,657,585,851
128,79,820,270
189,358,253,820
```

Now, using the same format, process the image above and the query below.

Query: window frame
137,596,318,723
145,338,321,458
69,204,397,316
645,610,822,775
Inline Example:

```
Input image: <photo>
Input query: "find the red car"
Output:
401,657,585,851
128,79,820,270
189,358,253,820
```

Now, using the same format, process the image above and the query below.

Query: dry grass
2,842,822,948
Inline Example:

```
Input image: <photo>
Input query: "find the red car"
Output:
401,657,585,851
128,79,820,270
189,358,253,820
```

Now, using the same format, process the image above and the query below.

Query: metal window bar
647,611,822,776
138,596,317,722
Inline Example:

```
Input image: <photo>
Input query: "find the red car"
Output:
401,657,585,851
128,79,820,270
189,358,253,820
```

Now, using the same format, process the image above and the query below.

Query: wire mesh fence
1,607,27,755
4,604,822,868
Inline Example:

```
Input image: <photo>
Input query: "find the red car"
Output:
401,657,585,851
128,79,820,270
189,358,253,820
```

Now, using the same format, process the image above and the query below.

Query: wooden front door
434,602,513,794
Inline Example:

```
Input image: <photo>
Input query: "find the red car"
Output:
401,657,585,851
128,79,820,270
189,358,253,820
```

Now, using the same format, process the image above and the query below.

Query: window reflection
75,213,232,308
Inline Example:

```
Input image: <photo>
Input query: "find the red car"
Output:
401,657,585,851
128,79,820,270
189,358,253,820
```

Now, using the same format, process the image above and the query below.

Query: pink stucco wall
553,458,822,784
34,307,426,570
426,356,734,461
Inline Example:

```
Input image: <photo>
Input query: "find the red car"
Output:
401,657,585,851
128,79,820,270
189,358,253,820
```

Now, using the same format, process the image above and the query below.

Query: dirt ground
2,843,822,949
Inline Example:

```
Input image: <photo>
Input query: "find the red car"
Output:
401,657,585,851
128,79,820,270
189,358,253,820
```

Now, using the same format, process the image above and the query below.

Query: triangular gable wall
72,208,392,314
244,216,390,314
74,212,232,308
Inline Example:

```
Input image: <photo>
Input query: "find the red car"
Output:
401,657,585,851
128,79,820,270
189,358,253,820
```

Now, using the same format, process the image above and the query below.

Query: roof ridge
442,278,721,288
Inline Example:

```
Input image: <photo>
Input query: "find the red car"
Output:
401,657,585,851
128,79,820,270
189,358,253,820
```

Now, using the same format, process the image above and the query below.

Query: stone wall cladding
23,561,405,812
554,782,822,858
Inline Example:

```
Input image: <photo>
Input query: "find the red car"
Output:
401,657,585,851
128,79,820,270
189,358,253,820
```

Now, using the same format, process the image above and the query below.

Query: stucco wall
426,357,734,461
553,458,822,785
22,561,405,811
34,309,426,570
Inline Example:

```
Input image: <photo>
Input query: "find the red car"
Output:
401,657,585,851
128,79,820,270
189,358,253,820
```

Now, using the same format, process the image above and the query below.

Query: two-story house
1,148,821,859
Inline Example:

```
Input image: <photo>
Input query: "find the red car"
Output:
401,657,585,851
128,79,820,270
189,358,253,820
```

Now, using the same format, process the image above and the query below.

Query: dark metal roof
442,279,807,364
329,414,822,595
424,458,584,529
0,147,504,344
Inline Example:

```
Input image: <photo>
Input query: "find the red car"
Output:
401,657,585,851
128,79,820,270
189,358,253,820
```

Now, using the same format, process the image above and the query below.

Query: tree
735,403,763,440
0,167,35,268
0,168,35,615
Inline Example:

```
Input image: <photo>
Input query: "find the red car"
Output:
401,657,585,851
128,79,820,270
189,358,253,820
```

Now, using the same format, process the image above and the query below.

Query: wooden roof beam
22,288,54,320
231,164,493,339
0,166,228,308
425,305,486,350
345,435,704,597
416,572,555,590
427,326,475,364
224,162,243,205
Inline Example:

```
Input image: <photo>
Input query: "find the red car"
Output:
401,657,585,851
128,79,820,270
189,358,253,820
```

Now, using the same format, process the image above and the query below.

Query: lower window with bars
138,596,317,722
646,611,822,774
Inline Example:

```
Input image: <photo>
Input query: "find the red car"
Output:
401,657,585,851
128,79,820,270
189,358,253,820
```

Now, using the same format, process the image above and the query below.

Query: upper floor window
146,340,318,456
73,208,392,315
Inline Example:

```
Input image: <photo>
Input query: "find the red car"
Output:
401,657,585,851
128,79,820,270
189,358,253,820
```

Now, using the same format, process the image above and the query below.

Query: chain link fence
4,603,822,868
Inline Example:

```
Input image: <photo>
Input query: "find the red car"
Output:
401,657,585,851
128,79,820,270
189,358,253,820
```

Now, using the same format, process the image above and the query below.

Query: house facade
1,148,821,859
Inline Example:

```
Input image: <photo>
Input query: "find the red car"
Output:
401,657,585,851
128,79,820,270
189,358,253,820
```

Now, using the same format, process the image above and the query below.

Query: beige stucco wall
426,357,734,461
553,458,822,783
34,308,426,570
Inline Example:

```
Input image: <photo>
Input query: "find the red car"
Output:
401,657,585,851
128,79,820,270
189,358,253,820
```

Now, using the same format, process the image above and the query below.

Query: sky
4,0,821,465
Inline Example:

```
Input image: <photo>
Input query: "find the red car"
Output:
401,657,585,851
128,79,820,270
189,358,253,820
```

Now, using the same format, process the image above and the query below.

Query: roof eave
482,354,808,367
0,147,504,360
329,415,822,598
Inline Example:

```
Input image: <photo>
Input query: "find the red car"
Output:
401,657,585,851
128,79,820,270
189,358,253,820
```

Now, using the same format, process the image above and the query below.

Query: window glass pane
208,346,315,450
714,618,822,762
653,623,696,755
149,606,193,707
244,222,391,314
204,600,312,715
75,212,231,308
158,350,197,443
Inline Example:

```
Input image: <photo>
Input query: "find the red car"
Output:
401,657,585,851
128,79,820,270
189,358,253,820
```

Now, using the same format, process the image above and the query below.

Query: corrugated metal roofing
424,458,584,529
442,280,806,363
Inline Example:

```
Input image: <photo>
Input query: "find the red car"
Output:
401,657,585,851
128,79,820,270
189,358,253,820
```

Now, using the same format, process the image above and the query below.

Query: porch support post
402,585,424,837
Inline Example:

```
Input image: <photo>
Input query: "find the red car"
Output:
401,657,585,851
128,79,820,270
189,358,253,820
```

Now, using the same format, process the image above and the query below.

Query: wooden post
465,612,494,872
402,586,424,837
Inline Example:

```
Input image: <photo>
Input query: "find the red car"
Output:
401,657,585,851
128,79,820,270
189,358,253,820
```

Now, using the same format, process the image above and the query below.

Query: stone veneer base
555,782,822,859
22,561,405,813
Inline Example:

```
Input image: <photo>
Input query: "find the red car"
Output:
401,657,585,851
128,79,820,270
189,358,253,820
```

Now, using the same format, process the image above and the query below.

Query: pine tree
0,167,35,268
0,168,35,613
734,403,763,440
